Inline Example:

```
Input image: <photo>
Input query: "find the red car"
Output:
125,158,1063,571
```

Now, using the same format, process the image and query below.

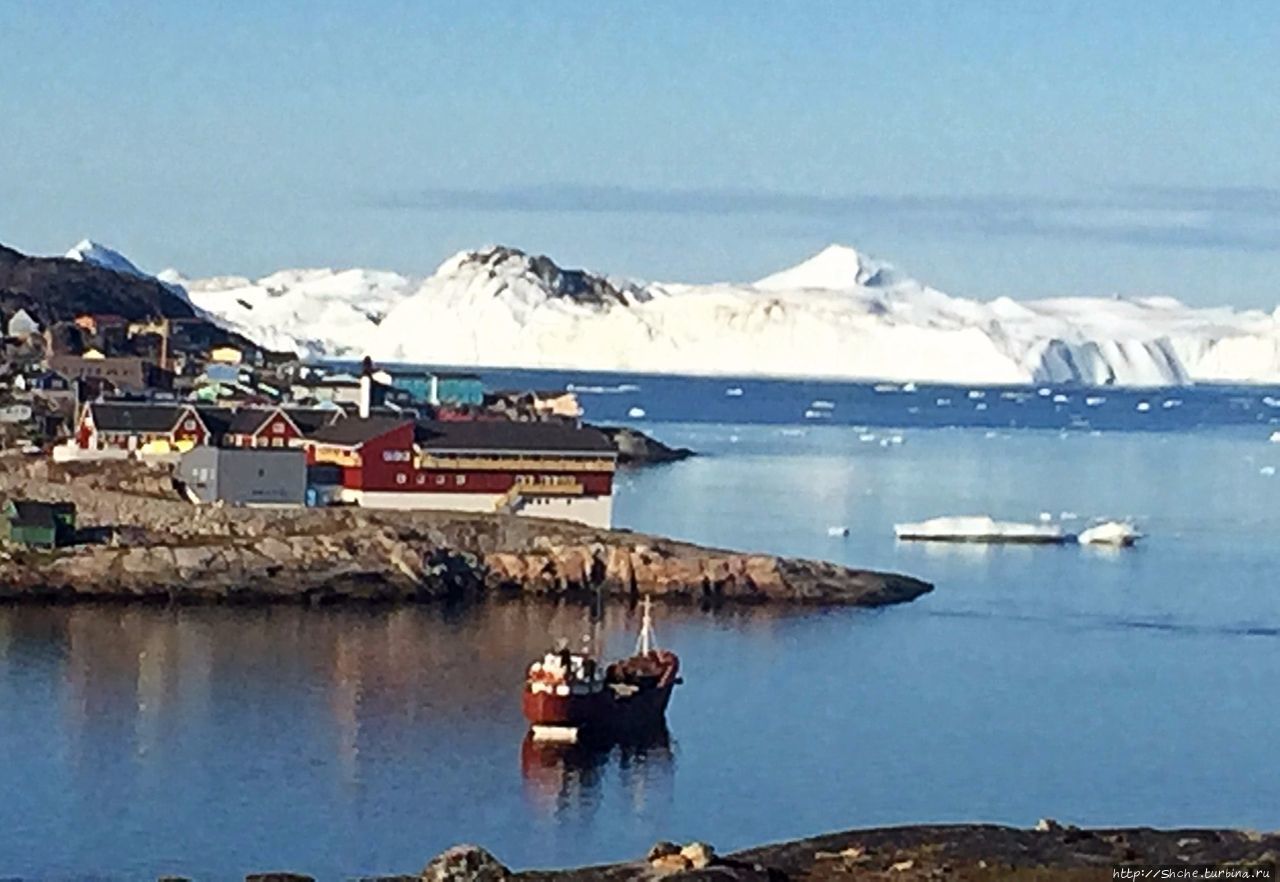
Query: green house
2,500,77,549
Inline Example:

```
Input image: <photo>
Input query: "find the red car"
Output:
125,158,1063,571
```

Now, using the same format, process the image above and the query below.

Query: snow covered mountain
65,239,146,277
66,240,1280,386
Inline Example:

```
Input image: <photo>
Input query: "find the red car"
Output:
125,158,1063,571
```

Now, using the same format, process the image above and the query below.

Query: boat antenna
635,595,657,656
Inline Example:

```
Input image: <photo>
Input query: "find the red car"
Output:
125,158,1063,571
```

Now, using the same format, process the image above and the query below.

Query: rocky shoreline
149,823,1280,881
0,457,930,607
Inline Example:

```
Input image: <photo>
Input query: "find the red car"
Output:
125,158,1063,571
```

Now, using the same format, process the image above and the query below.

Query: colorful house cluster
68,393,616,526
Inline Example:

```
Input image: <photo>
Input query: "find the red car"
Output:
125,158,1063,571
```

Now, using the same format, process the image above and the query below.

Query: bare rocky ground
183,824,1280,881
0,455,930,607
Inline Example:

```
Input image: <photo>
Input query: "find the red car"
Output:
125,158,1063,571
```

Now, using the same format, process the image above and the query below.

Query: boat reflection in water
520,724,676,818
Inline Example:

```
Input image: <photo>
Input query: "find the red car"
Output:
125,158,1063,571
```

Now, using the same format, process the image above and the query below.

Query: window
272,422,285,434
183,419,196,431
456,475,466,486
435,475,445,485
272,438,283,448
416,474,425,485
258,468,265,478
396,473,407,485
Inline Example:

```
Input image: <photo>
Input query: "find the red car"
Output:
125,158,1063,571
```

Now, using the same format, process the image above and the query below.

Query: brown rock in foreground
0,456,931,607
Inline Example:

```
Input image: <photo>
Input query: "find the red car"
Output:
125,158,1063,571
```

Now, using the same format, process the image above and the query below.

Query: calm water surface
2,398,1278,880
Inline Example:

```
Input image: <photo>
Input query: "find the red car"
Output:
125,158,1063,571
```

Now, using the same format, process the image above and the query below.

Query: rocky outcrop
594,426,694,465
308,827,1280,882
0,456,931,607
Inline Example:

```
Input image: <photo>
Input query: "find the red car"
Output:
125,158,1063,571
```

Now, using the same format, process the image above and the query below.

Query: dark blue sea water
1,375,1278,881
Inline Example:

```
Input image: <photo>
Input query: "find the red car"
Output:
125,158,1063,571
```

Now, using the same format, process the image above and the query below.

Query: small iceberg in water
894,516,1067,544
827,526,850,537
725,387,744,397
627,406,646,418
1269,430,1280,443
1077,521,1142,547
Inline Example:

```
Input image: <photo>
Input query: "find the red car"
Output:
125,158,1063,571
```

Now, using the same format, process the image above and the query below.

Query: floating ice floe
859,433,877,442
1262,466,1277,476
810,400,836,410
804,409,832,420
1052,394,1069,403
1077,521,1142,547
827,526,850,537
936,397,952,406
1269,430,1280,443
1162,399,1182,409
975,402,988,411
569,383,641,394
725,387,744,397
902,382,918,393
896,515,1143,547
1038,388,1052,397
967,390,985,400
1136,401,1152,412
894,516,1067,544
627,406,646,418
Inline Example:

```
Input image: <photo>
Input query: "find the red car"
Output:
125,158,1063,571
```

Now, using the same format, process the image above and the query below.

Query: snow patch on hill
65,240,1280,386
65,239,145,277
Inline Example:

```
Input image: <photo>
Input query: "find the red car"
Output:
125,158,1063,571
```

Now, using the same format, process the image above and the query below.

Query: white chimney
359,356,374,419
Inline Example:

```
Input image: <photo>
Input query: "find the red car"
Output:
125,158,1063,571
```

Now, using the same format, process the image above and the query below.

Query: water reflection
520,726,675,820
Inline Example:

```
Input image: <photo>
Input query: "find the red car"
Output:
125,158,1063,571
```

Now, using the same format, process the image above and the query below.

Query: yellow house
209,346,243,365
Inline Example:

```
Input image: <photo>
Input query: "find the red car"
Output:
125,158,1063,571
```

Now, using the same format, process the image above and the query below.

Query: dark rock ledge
162,823,1280,881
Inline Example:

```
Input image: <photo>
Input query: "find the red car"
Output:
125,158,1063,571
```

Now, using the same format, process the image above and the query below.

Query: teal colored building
385,370,485,406
2,500,77,548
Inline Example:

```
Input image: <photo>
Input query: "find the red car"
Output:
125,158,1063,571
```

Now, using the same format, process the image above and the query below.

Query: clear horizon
3,2,1279,306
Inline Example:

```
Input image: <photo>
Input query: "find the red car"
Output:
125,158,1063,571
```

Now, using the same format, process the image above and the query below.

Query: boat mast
635,595,657,655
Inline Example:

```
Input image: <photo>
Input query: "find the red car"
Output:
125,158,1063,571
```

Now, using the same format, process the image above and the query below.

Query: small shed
2,500,76,548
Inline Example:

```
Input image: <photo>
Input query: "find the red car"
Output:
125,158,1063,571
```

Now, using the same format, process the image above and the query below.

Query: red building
223,407,342,448
76,402,211,452
304,417,617,527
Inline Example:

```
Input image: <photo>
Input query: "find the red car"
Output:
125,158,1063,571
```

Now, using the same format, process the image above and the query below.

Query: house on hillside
6,309,41,339
49,355,173,393
222,406,340,448
75,401,211,453
208,345,243,365
1,500,76,548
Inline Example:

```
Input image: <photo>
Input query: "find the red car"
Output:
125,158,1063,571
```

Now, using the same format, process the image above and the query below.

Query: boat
522,596,680,744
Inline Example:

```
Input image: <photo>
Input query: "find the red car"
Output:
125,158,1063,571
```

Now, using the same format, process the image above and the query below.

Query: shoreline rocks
0,457,931,608
166,825,1280,881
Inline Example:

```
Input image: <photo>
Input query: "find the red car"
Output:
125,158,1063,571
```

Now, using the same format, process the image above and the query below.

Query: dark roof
6,500,75,528
194,406,236,436
307,415,411,447
88,402,186,432
285,408,341,434
225,408,275,435
413,420,614,454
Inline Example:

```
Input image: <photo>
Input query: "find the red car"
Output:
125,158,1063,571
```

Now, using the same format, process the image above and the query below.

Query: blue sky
2,1,1279,306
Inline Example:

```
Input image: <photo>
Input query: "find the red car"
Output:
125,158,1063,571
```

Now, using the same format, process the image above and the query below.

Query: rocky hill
0,242,195,325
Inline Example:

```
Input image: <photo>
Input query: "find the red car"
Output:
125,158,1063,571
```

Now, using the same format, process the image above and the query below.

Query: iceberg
894,516,1068,544
64,240,1280,387
1077,521,1142,547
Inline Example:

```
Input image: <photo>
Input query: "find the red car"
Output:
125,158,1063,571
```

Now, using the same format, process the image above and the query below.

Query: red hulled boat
522,596,680,743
